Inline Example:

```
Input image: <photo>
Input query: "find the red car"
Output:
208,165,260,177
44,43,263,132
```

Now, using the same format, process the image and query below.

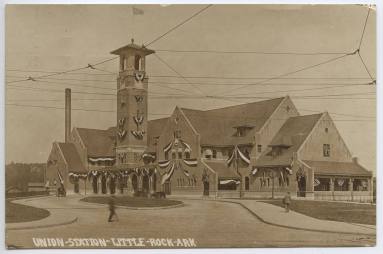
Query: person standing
108,196,119,222
283,192,292,212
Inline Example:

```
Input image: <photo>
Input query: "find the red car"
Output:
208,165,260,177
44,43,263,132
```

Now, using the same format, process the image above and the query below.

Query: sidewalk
6,196,78,231
224,199,376,236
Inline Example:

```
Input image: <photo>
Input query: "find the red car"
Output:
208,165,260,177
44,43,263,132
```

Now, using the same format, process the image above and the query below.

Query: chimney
352,157,359,164
65,88,71,143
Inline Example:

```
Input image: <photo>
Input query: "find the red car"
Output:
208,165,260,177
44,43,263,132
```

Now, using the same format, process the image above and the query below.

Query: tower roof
111,39,155,56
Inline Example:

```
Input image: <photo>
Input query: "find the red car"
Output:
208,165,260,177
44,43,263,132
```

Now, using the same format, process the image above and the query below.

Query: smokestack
65,88,71,143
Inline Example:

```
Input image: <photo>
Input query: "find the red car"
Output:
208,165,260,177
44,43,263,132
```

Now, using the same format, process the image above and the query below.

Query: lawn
81,196,183,208
263,200,376,225
6,200,50,223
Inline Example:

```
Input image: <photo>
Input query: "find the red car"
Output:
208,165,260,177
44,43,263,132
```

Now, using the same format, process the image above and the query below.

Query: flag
183,158,198,167
132,7,144,15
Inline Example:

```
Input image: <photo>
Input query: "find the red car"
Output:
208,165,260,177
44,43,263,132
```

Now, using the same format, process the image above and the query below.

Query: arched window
134,55,142,71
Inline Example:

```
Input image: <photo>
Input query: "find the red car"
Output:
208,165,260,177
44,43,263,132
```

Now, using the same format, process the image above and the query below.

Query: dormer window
233,125,254,137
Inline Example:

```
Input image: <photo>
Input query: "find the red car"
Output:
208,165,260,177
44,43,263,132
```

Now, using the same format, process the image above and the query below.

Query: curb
6,217,78,231
218,199,376,237
79,199,185,210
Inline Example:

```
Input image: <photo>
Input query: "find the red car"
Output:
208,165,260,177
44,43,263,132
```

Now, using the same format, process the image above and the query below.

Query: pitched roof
181,97,285,146
204,160,240,179
76,128,115,158
255,113,323,167
304,160,372,176
57,143,86,172
147,117,169,152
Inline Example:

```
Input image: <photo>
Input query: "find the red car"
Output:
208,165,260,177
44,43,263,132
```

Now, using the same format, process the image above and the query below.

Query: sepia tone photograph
4,3,377,249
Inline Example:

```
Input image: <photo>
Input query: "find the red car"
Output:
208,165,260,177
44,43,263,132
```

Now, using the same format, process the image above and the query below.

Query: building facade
45,42,373,202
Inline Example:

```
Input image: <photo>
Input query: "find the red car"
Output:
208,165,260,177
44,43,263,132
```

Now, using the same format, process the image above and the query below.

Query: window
178,148,183,159
212,149,217,159
257,145,262,153
134,55,142,70
165,151,169,160
245,177,250,190
325,127,329,133
185,151,191,159
323,144,330,157
172,150,176,159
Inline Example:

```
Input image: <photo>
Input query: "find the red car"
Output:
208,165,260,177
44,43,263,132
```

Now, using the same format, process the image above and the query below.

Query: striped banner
159,160,171,168
163,142,173,153
182,158,198,167
161,162,175,185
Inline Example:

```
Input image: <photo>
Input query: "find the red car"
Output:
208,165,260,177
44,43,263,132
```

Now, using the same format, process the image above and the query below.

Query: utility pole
235,147,243,199
271,171,274,199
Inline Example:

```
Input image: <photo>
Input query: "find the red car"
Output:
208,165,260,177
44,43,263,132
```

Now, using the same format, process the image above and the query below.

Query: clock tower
111,39,155,167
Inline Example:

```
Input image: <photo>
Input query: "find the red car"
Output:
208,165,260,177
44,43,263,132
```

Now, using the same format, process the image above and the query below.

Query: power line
216,53,354,96
357,51,375,82
7,70,372,80
5,103,374,122
154,49,349,55
153,53,207,96
6,57,118,84
144,4,213,47
358,7,371,50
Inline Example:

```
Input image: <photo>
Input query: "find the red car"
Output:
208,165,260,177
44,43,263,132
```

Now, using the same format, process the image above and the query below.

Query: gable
298,112,353,162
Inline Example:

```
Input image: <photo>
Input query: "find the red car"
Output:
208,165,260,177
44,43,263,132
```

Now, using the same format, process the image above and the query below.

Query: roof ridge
205,97,286,113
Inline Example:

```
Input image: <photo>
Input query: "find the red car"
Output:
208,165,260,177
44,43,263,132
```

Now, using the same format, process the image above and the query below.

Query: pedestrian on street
108,195,119,222
283,192,292,212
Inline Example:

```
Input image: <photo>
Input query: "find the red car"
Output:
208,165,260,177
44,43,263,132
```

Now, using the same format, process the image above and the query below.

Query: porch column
330,178,335,201
349,178,354,201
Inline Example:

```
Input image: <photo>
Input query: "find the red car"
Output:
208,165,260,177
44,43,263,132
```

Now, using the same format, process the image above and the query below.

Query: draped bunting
88,157,115,163
180,139,191,151
337,179,345,186
285,167,293,175
118,130,127,140
57,169,64,184
252,168,258,175
227,145,251,166
133,115,144,125
314,178,321,187
131,130,145,139
159,160,171,168
220,179,240,185
161,162,175,185
182,158,198,167
163,142,173,153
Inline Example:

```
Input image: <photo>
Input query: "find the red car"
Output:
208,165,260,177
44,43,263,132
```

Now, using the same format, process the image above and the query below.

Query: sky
4,4,376,173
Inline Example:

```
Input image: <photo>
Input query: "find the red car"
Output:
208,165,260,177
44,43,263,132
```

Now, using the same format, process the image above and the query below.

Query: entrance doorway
142,175,149,193
101,175,107,194
203,181,210,196
131,174,138,193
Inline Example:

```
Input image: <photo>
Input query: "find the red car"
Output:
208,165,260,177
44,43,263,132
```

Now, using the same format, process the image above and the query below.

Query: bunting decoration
180,139,191,151
227,145,251,166
57,169,64,184
134,72,145,82
182,158,198,167
131,130,145,139
314,178,321,187
285,167,293,175
88,157,115,163
337,179,345,186
252,168,258,175
159,160,171,168
118,130,127,140
163,141,173,153
134,95,144,103
161,162,175,185
183,168,190,177
219,179,240,185
133,115,144,125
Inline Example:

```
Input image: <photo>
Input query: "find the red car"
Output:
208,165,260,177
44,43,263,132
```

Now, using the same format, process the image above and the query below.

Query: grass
81,196,183,208
6,200,50,223
263,199,376,225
